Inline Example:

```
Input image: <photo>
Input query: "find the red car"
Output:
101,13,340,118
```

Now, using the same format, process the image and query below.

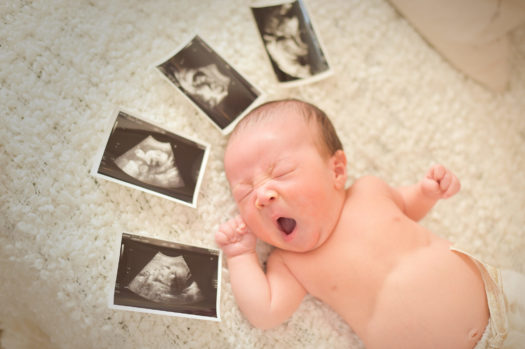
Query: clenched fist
215,215,258,258
421,164,461,200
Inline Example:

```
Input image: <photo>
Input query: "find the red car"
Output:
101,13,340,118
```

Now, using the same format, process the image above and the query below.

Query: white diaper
450,247,525,348
450,247,508,349
499,269,525,349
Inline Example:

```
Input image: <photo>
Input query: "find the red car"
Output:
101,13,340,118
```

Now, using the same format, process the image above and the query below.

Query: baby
215,99,509,349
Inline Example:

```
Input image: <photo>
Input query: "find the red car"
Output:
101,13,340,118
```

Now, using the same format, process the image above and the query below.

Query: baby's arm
395,164,461,221
215,216,306,329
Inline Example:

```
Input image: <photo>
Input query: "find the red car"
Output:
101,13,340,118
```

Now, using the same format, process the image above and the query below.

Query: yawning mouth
277,217,296,235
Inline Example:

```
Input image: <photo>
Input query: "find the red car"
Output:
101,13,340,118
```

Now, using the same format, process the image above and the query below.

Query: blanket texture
1,0,524,348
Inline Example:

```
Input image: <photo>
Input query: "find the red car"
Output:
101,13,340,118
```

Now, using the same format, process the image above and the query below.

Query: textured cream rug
1,0,524,348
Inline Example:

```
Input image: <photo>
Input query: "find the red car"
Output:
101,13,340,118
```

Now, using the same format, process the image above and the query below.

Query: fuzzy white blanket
1,0,524,348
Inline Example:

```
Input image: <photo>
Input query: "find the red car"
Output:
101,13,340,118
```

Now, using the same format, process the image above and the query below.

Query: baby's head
224,99,347,252
232,99,343,157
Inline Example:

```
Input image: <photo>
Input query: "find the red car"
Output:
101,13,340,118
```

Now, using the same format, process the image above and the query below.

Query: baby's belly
359,241,489,349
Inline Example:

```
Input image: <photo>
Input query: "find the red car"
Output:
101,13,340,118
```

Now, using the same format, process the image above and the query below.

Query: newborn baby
215,99,512,349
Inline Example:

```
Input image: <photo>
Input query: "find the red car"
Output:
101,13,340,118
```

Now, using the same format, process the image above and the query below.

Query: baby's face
224,113,346,252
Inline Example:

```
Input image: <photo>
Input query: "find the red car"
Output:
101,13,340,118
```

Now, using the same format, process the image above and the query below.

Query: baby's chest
284,244,369,301
281,226,428,310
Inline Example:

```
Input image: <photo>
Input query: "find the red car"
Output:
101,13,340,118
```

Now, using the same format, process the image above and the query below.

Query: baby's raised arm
215,216,307,329
395,164,461,221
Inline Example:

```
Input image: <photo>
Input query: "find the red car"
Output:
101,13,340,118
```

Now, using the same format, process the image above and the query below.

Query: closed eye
273,167,295,179
233,185,252,202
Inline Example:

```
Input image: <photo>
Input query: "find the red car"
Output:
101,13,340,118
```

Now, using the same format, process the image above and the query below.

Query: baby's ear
330,150,347,190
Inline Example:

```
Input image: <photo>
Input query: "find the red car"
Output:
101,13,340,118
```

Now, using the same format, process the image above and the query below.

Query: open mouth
277,217,296,236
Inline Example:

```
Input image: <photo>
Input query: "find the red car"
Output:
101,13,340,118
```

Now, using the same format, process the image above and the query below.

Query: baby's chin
261,230,325,253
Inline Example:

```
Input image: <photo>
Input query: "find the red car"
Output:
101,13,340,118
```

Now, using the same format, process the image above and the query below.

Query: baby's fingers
439,172,452,191
421,177,441,197
443,174,461,198
217,220,236,238
217,226,242,245
215,230,231,246
427,164,446,181
233,215,247,234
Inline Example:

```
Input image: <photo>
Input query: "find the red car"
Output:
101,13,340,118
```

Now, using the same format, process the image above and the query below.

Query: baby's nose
255,188,278,209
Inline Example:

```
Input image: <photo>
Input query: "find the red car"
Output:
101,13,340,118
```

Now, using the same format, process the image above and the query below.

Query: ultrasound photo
93,110,209,207
251,0,332,85
111,233,221,321
156,35,263,134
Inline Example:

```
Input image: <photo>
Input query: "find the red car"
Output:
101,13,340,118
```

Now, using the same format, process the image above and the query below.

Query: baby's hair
230,99,343,156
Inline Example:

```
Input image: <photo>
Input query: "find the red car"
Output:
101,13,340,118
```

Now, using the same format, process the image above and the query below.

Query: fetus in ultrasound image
114,135,184,189
127,252,203,305
174,63,230,109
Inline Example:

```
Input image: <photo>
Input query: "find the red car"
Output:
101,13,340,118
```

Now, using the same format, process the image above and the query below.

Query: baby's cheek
238,198,255,214
239,210,256,228
240,210,263,234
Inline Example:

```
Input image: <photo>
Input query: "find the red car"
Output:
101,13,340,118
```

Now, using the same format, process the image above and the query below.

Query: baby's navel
468,327,482,341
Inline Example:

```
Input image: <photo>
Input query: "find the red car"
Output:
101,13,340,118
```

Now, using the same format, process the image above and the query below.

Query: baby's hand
421,164,461,199
215,215,257,258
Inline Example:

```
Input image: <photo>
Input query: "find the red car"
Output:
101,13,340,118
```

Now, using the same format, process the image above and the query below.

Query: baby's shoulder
351,175,391,193
347,175,404,212
348,175,399,204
